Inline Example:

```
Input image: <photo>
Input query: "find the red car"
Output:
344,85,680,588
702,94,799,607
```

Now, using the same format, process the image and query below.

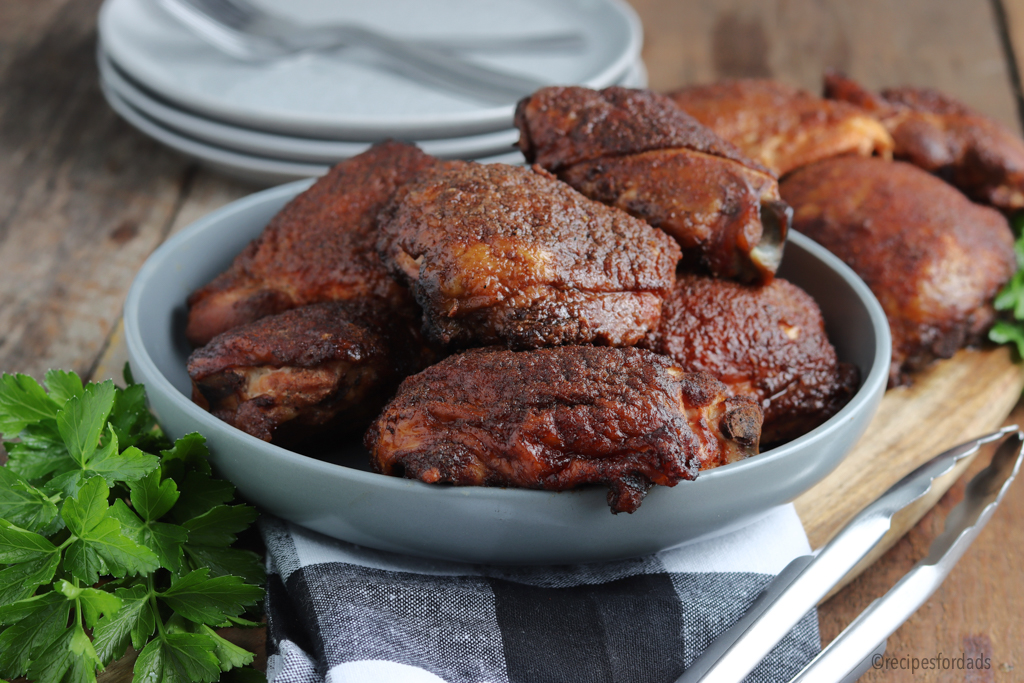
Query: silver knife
678,425,1022,683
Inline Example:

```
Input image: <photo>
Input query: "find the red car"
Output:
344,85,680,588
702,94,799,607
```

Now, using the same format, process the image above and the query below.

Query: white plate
98,0,642,140
101,54,647,185
100,51,521,163
102,76,531,184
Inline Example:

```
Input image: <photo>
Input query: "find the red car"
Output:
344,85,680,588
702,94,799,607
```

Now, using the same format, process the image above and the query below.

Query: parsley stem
148,575,166,638
74,577,83,631
57,535,77,552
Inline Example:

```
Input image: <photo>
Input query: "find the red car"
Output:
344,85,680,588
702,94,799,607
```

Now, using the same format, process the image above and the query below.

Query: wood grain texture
629,0,1022,132
1000,0,1024,120
90,169,256,386
796,346,1024,551
0,0,198,380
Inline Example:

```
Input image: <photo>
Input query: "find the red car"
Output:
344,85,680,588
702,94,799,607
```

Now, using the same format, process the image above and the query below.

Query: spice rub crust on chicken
780,156,1015,386
824,71,1024,211
185,141,437,347
668,78,894,177
514,86,790,284
188,301,434,444
642,274,858,446
376,161,681,349
365,346,763,513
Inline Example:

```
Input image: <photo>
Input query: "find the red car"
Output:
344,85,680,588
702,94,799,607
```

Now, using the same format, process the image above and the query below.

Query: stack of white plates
97,0,645,184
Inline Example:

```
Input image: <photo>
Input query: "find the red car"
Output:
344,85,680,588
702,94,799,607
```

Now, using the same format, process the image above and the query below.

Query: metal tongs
679,426,1024,683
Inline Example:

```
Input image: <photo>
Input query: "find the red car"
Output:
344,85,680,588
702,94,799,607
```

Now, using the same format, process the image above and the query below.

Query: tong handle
678,426,1018,683
790,430,1024,682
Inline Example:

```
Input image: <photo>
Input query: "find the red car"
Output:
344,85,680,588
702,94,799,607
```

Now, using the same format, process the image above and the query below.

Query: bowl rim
124,178,892,500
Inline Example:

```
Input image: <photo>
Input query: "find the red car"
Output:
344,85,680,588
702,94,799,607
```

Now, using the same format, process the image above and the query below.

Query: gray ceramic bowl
124,179,891,564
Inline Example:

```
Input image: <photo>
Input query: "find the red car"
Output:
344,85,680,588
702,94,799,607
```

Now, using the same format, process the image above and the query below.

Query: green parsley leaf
0,554,60,607
0,592,60,626
990,212,1024,353
0,371,263,683
219,667,266,683
182,506,257,548
0,592,70,678
160,433,213,481
55,383,115,468
123,362,137,386
92,585,157,665
27,623,102,683
84,429,159,485
182,546,264,585
0,469,58,533
198,626,254,671
0,374,61,438
130,470,180,522
133,632,222,683
54,581,122,630
170,472,234,523
22,625,77,683
79,589,123,632
158,569,262,627
163,612,198,635
109,500,187,573
62,478,160,584
43,370,84,407
179,504,263,581
43,470,88,502
0,519,58,564
990,319,1024,358
3,421,71,485
3,440,68,483
109,384,165,452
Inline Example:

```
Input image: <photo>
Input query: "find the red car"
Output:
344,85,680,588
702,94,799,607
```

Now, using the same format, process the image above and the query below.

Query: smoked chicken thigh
824,71,1024,212
185,141,436,346
780,156,1015,386
365,346,763,513
188,301,434,444
514,86,789,284
376,161,681,349
668,78,894,177
641,274,857,445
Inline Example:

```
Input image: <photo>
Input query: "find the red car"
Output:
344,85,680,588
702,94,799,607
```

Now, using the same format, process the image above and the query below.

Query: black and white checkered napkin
259,505,819,683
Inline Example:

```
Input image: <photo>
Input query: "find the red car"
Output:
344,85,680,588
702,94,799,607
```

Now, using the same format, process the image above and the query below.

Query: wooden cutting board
794,345,1024,596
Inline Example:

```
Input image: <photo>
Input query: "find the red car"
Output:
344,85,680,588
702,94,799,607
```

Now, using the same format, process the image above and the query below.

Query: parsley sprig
0,368,264,683
990,212,1024,355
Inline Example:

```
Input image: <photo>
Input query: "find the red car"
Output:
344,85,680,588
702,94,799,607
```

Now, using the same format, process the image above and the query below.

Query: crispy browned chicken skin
668,79,894,177
188,301,434,443
824,71,1024,212
514,86,790,284
185,141,437,346
780,157,1015,386
376,161,681,349
641,274,858,445
365,346,763,513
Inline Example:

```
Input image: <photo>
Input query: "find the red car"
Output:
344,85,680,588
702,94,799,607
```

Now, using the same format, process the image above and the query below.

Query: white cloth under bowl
260,505,819,683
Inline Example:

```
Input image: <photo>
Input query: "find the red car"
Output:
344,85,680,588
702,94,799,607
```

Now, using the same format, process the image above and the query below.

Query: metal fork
156,0,556,103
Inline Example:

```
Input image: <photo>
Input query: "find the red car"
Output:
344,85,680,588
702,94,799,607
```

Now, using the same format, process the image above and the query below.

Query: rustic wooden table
3,0,1024,681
